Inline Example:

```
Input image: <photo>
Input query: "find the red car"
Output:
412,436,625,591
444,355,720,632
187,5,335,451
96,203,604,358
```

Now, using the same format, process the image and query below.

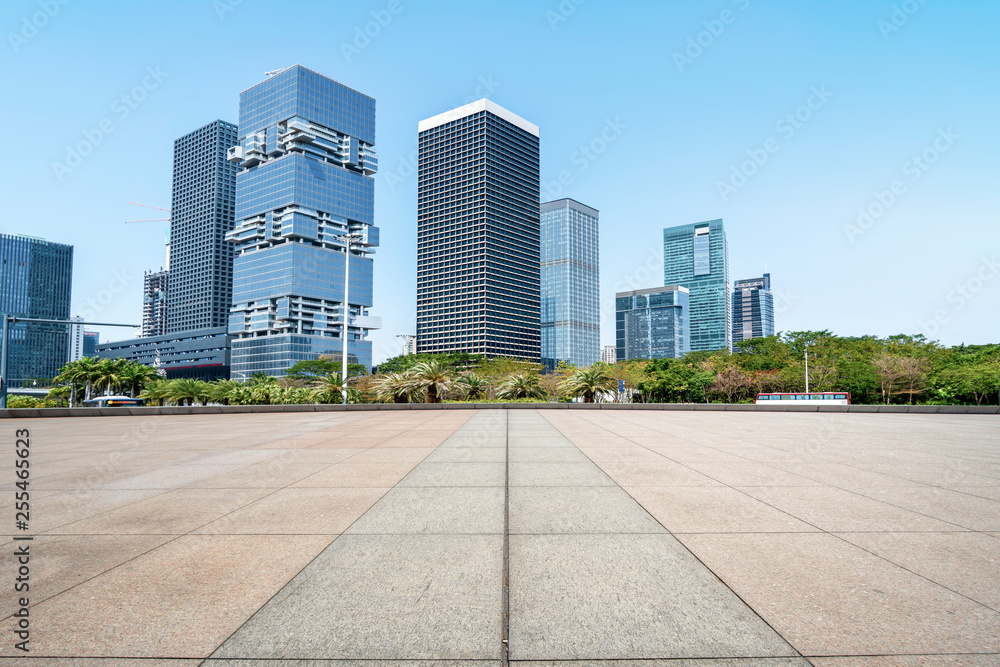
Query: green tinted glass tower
663,219,730,352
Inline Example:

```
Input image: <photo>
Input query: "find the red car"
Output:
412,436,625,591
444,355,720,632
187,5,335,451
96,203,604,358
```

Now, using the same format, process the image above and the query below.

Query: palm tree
248,372,277,386
60,356,101,403
93,358,128,396
408,360,453,403
311,372,359,404
456,372,490,400
139,379,172,406
119,361,160,398
496,373,546,401
53,359,86,406
373,372,419,403
166,378,210,406
208,379,241,406
560,366,616,403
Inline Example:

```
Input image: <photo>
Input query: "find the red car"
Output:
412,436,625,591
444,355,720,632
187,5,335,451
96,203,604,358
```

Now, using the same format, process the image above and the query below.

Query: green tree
496,373,546,400
285,359,366,383
639,358,715,403
455,372,490,400
166,379,211,406
408,360,454,403
376,352,483,375
559,366,616,403
373,372,419,403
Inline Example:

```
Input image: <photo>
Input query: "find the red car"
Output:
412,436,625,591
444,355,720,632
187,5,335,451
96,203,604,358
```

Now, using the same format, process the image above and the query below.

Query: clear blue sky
2,0,997,363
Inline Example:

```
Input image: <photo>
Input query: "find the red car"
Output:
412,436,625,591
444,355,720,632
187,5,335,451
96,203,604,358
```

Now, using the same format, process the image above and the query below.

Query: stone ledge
1,403,996,419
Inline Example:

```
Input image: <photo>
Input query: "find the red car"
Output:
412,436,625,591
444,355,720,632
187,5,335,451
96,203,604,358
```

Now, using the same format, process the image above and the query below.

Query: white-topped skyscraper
227,66,380,376
416,99,540,360
540,198,599,370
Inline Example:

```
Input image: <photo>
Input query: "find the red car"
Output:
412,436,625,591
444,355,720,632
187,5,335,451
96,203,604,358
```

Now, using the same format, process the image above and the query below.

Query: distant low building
600,345,617,364
732,273,775,343
97,327,231,381
615,286,690,361
401,335,417,356
82,331,99,357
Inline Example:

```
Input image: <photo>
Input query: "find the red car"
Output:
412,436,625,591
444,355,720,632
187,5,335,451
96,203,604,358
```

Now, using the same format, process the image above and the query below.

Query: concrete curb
1,403,997,419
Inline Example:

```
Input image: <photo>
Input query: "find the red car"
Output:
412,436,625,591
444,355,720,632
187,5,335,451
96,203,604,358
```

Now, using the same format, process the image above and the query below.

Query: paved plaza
1,409,998,665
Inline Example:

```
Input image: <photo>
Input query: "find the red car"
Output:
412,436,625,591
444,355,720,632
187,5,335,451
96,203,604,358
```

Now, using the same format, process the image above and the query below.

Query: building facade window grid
227,66,380,377
732,273,775,343
0,234,73,386
416,101,540,360
663,219,731,353
540,198,599,370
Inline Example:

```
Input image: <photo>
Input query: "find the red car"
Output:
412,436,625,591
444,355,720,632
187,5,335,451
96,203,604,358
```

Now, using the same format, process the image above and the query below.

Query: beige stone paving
0,409,997,662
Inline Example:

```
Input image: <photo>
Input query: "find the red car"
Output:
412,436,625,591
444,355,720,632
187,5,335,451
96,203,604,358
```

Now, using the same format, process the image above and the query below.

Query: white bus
755,392,850,405
82,396,146,407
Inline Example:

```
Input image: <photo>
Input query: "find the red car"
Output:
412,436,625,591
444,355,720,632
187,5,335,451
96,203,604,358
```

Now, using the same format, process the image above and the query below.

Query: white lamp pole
804,346,810,394
337,233,363,405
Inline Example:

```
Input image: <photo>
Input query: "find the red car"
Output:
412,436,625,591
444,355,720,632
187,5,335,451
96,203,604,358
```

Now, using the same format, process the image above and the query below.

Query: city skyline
4,1,997,364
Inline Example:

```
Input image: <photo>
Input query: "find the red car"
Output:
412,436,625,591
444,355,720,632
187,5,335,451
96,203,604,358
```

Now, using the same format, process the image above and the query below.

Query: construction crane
124,201,171,224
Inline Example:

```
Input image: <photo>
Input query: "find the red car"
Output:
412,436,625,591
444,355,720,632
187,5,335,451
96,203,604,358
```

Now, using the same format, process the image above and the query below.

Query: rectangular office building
227,66,380,376
663,219,730,352
733,273,775,343
541,198,599,370
416,99,541,360
0,234,73,387
98,327,231,381
615,286,690,361
167,120,238,333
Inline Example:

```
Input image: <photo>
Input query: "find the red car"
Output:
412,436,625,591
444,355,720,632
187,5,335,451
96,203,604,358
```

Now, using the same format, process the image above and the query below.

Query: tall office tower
615,286,690,361
663,219,731,352
732,273,775,344
540,198,599,370
0,234,73,387
416,100,541,360
600,345,617,364
227,66,380,376
68,316,85,362
166,119,238,334
142,269,169,337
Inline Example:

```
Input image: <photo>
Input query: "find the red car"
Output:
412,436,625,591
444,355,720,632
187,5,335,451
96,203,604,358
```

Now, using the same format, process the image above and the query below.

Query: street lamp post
804,345,810,394
336,233,364,405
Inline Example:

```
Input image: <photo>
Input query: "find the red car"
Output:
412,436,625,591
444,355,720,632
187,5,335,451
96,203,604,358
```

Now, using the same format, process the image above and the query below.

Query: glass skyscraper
416,99,541,360
227,65,380,376
615,286,690,361
0,234,73,386
167,120,238,333
540,198,599,370
663,219,731,352
732,273,775,343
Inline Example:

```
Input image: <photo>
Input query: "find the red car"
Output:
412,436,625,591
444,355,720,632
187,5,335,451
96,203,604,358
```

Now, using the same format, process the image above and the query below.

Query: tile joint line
501,409,511,665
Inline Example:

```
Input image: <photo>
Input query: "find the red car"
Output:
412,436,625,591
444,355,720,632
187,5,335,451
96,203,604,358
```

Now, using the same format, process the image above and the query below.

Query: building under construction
142,269,169,337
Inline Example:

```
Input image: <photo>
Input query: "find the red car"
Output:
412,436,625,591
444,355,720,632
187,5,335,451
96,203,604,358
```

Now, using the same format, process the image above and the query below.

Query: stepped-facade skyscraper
663,219,731,352
416,99,540,360
227,66,380,376
540,198,599,370
166,120,238,333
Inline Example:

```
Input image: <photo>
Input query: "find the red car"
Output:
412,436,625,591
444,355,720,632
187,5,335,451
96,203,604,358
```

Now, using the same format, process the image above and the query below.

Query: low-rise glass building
615,286,690,361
